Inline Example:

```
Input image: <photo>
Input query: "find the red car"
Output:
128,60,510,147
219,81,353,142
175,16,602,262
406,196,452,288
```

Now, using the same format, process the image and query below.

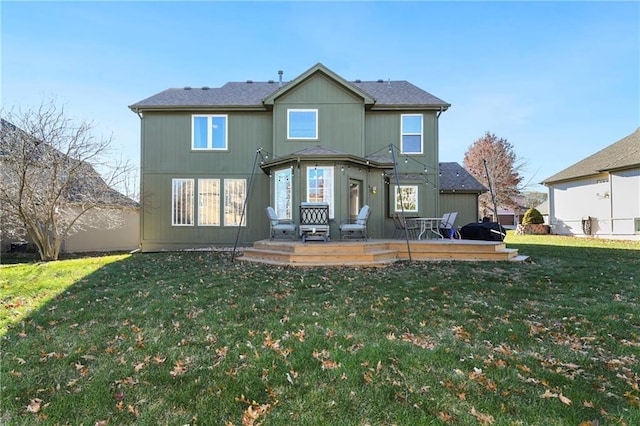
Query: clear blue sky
2,1,639,192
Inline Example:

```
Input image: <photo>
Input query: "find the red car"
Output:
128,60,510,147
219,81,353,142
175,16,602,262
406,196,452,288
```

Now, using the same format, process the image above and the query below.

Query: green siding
273,74,365,157
366,112,440,219
138,74,447,249
140,111,272,250
439,193,479,229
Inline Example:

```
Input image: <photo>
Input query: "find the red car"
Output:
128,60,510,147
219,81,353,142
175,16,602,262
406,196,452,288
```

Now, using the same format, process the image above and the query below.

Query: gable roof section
542,127,640,184
129,63,450,112
263,63,376,106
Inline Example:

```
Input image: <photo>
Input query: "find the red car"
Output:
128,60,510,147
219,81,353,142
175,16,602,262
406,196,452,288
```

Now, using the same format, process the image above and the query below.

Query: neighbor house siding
64,209,139,253
611,169,640,236
549,174,612,236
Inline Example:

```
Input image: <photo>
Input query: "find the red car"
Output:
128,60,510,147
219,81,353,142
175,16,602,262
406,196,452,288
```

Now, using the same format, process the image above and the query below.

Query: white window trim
400,114,423,154
172,178,194,226
192,114,228,151
287,109,318,140
394,185,419,213
306,166,334,218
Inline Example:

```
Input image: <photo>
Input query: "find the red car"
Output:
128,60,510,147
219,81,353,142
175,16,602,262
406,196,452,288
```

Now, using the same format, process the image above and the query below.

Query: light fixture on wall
369,186,377,194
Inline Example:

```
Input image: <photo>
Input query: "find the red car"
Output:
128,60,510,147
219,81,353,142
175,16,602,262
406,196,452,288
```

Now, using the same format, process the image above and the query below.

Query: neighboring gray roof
130,66,449,110
439,162,487,192
542,127,640,184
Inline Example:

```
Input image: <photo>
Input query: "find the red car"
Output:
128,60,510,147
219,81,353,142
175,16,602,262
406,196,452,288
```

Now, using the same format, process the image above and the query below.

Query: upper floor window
192,115,227,150
401,114,423,154
288,109,318,140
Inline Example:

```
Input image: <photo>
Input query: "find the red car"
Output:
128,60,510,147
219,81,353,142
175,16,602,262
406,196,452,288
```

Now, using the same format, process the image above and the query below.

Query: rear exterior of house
542,128,640,240
130,63,459,251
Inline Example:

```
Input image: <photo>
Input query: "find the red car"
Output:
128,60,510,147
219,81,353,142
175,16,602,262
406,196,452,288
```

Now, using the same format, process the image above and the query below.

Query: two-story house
129,63,453,251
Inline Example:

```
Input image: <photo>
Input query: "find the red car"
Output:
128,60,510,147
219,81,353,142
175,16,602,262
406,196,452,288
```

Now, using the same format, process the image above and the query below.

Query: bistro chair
393,212,419,239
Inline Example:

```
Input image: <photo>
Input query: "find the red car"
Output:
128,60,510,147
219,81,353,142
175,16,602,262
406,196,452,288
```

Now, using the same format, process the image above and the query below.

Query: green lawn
1,235,639,425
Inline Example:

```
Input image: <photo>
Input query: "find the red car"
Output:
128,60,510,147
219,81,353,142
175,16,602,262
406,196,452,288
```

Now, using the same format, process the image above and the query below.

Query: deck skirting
240,239,526,267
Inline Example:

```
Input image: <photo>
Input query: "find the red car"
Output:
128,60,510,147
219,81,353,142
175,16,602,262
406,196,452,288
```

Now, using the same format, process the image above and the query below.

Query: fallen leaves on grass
170,360,187,377
235,394,277,426
470,407,494,425
26,398,49,413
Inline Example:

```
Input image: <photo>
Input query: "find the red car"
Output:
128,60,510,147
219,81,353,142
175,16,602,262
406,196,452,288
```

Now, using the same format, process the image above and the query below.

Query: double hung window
401,114,423,154
192,115,228,150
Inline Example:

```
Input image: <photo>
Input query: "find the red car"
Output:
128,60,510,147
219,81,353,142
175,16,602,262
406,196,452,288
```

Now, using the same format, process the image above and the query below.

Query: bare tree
463,131,525,221
1,100,136,261
521,191,547,209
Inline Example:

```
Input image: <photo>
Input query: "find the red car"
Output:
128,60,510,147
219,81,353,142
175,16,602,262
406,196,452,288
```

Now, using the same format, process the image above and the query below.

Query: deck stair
240,239,527,267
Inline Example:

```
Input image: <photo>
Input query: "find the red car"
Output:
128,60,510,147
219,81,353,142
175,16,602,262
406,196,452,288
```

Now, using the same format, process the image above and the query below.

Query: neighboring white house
542,128,640,240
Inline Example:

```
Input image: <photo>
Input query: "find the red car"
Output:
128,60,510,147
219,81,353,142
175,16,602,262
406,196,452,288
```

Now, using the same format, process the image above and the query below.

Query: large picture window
394,185,418,213
224,179,247,226
172,179,194,225
198,179,220,226
192,115,228,150
307,166,334,218
288,109,318,140
401,114,423,154
275,168,293,220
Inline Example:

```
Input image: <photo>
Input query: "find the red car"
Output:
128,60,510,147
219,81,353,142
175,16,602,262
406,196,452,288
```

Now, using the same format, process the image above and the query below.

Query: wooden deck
239,239,528,267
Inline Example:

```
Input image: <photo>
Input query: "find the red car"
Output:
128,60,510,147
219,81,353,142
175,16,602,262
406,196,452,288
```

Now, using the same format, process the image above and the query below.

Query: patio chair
265,206,297,240
393,213,419,239
439,212,458,238
339,205,370,240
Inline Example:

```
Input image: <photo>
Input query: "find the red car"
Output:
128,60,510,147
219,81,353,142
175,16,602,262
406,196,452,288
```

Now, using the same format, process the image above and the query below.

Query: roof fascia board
263,63,375,106
129,105,268,113
369,104,451,111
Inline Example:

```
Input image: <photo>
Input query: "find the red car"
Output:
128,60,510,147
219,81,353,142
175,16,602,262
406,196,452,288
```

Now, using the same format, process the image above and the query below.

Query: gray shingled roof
542,127,640,184
439,162,487,192
130,77,449,109
352,81,448,107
